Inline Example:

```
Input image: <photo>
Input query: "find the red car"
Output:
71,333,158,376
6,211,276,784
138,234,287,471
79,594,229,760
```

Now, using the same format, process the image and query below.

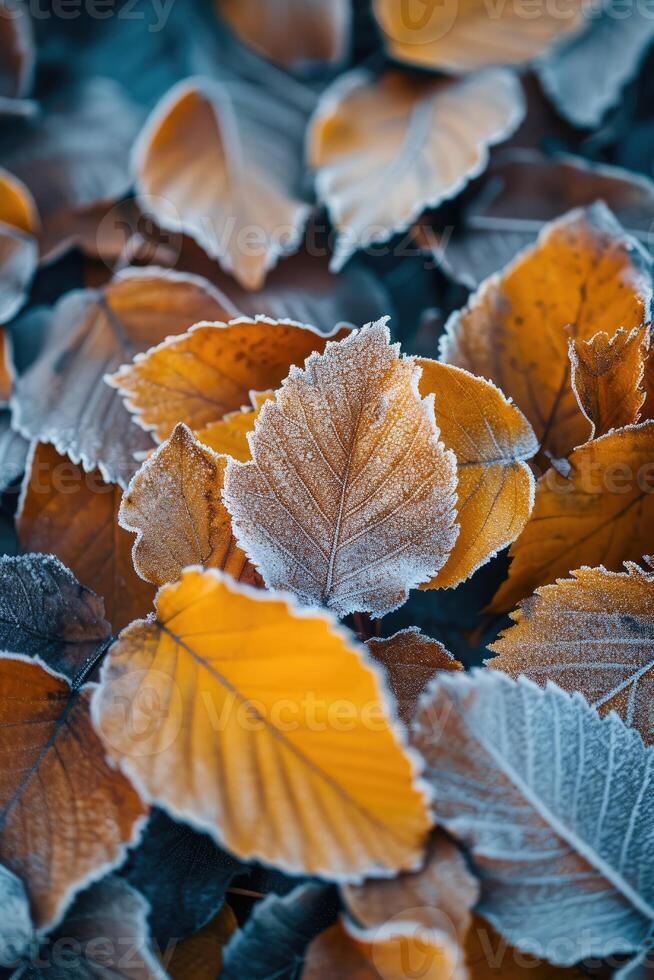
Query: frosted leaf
11,268,230,487
413,670,654,965
0,864,32,967
0,410,27,492
489,561,654,744
223,319,459,617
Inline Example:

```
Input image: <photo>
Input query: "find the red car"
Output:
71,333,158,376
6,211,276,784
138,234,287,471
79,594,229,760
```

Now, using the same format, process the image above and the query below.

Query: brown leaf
0,329,13,402
372,0,584,73
215,0,350,69
441,205,652,462
224,320,459,617
0,655,146,930
489,421,654,613
197,391,273,461
367,628,462,725
12,267,230,486
110,316,350,444
120,423,260,588
167,905,237,980
307,69,524,272
17,442,156,631
465,916,586,977
489,561,654,744
418,359,538,588
0,0,34,115
569,327,649,439
134,76,311,289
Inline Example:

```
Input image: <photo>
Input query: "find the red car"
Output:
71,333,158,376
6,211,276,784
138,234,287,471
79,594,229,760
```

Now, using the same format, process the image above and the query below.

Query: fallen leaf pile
1,1,654,977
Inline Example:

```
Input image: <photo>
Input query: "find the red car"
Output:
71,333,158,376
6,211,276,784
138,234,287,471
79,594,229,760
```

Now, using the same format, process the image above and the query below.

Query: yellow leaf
197,391,274,461
569,326,649,439
110,316,350,444
167,904,237,980
0,166,39,234
18,442,156,631
307,69,524,272
120,423,260,588
441,205,652,462
372,0,584,73
489,421,654,613
224,319,459,617
92,567,431,879
489,561,654,744
418,359,537,588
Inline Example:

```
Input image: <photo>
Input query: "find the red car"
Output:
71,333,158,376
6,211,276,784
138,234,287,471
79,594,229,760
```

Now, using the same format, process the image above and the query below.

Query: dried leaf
489,421,654,613
20,876,166,978
367,628,462,726
215,0,350,69
12,267,230,486
0,167,38,235
489,561,654,744
308,69,524,272
418,359,538,588
133,76,312,289
0,0,34,116
0,329,13,401
569,327,648,439
17,442,156,632
92,566,431,879
224,320,459,617
168,905,237,980
441,204,652,461
465,916,586,977
197,391,273,460
413,669,654,964
119,423,259,588
0,655,146,930
0,553,110,683
372,0,583,73
0,167,38,324
110,316,350,443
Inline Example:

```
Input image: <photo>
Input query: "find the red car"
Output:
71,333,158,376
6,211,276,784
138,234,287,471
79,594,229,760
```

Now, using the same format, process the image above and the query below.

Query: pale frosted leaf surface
490,562,654,743
92,567,431,880
367,628,462,726
215,0,350,69
569,327,648,439
0,864,31,966
413,670,654,964
0,656,146,931
440,204,652,462
223,320,459,617
0,224,36,325
197,391,273,461
110,317,349,444
0,410,28,492
538,0,654,128
11,268,229,486
25,876,167,979
418,359,538,588
0,553,110,683
308,69,524,272
134,76,311,290
120,423,259,588
489,421,654,613
18,442,156,632
372,0,583,73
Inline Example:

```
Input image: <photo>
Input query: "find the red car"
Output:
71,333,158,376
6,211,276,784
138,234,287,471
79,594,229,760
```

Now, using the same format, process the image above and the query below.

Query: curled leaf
224,319,459,618
92,566,431,880
120,423,259,588
308,68,524,272
110,316,349,444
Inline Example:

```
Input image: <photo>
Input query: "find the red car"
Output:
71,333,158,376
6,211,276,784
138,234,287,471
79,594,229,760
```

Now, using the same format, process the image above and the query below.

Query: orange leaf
307,69,524,272
197,391,274,461
17,442,156,631
372,0,584,73
167,905,237,980
224,320,459,617
441,205,652,462
418,359,538,588
367,628,462,726
0,166,38,234
489,561,654,744
0,328,14,402
92,567,431,879
465,916,585,977
569,326,649,439
0,655,146,930
110,316,350,444
488,421,654,613
120,423,260,588
215,0,350,68
13,268,230,486
0,168,38,324
133,78,312,290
